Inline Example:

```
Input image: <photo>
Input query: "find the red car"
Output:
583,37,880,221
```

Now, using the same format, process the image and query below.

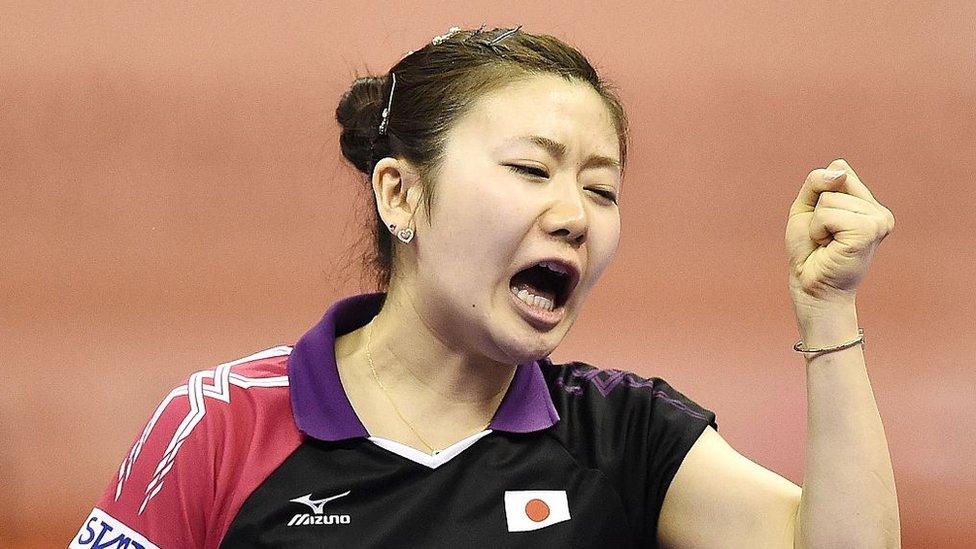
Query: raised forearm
792,299,901,548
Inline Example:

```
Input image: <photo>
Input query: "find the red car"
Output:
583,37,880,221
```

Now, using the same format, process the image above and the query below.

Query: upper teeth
538,261,569,276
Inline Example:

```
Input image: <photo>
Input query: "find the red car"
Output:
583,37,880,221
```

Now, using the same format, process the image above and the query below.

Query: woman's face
404,74,622,365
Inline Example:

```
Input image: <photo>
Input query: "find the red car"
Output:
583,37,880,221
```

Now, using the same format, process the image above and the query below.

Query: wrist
792,295,860,349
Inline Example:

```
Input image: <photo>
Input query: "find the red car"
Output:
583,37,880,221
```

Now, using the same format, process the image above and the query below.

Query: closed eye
508,164,618,205
588,188,618,204
506,164,549,178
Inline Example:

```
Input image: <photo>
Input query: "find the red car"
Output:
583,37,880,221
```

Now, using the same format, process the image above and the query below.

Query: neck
337,284,517,425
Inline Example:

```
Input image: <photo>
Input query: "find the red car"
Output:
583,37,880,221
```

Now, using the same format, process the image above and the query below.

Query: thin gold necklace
365,322,491,456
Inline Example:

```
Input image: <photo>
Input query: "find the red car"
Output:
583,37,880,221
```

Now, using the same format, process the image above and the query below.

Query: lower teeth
511,286,555,312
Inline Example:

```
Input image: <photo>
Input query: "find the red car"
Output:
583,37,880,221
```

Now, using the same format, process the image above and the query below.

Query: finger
809,206,888,247
826,158,896,229
824,158,880,205
790,166,850,216
816,191,881,216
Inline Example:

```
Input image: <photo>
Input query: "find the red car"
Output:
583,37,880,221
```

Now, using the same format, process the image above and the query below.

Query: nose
539,181,588,246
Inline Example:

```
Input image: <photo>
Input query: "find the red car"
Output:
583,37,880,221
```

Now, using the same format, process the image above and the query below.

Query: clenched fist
786,158,895,305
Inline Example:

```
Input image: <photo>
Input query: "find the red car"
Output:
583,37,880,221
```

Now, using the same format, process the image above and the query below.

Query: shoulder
538,358,720,544
143,346,295,445
539,356,718,468
117,345,296,499
75,346,301,548
539,357,717,430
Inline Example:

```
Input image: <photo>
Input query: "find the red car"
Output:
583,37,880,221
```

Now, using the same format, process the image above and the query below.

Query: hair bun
335,75,387,175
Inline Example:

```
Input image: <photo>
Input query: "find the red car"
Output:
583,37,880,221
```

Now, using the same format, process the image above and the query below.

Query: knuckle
872,217,891,238
878,207,895,232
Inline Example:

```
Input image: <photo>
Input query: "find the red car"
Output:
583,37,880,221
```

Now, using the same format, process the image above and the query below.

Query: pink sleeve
71,354,301,549
71,383,214,549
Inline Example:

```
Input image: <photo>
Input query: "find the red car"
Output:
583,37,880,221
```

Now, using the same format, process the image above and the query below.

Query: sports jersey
72,292,718,548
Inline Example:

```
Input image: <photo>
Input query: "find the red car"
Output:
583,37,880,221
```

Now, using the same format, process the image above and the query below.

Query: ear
371,157,422,231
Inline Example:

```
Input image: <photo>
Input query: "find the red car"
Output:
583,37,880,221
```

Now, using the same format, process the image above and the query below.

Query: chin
494,324,568,365
482,287,581,364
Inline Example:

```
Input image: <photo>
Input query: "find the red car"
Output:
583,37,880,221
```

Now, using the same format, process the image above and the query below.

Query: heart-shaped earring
396,227,414,244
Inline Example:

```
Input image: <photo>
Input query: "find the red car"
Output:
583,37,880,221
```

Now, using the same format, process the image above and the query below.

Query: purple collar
288,292,560,441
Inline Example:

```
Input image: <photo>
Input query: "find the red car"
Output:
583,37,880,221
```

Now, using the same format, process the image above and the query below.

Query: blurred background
2,2,974,547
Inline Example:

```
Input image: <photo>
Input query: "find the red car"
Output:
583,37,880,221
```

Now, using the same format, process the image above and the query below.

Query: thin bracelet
793,328,865,355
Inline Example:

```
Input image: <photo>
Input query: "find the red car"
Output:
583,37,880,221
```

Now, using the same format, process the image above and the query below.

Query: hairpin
381,24,522,135
461,23,488,43
431,26,461,45
400,25,464,59
378,71,396,135
486,25,522,46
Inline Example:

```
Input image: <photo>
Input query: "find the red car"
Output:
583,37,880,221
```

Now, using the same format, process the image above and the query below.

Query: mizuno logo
287,490,352,527
290,491,351,514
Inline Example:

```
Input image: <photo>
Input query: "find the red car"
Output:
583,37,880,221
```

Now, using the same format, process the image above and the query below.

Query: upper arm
656,425,802,549
71,385,214,549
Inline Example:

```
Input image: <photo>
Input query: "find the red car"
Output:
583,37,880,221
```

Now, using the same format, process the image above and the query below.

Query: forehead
448,75,620,157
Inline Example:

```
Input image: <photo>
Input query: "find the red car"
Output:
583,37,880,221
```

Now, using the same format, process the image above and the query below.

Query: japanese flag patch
504,490,571,532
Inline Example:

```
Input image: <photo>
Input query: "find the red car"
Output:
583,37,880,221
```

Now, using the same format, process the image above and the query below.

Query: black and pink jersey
72,292,718,548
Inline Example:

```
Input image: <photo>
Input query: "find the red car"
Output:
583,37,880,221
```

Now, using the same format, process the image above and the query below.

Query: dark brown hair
335,26,629,290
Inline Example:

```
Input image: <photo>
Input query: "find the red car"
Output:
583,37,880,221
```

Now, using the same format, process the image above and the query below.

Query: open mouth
508,260,578,313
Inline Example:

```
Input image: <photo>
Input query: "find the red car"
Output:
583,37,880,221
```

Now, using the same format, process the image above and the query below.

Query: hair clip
486,24,522,46
431,26,461,45
461,23,487,43
378,72,396,135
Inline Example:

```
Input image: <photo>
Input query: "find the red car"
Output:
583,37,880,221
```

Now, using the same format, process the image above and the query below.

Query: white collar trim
368,430,492,469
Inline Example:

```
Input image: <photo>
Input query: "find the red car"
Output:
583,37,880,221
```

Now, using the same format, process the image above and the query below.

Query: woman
73,25,900,548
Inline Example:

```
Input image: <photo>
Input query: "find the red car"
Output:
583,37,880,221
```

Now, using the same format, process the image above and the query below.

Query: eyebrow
504,135,622,171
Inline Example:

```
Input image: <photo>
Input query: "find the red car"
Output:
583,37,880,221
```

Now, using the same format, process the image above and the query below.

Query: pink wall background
2,2,974,547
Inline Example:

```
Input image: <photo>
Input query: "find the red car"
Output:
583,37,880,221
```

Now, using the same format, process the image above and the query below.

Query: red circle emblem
524,498,550,522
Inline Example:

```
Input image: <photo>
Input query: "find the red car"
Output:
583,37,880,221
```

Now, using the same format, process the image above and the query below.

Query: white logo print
287,490,352,527
290,490,351,514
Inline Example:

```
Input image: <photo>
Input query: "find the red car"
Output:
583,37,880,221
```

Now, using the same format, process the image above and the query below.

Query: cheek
421,183,530,283
584,212,621,285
